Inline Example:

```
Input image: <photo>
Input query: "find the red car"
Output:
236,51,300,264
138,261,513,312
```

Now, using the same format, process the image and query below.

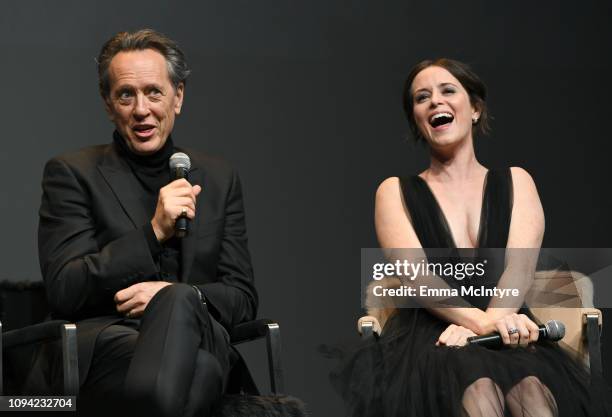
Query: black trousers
79,284,231,417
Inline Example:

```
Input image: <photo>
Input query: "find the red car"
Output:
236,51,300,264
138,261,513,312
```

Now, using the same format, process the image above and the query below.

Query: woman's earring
472,116,479,124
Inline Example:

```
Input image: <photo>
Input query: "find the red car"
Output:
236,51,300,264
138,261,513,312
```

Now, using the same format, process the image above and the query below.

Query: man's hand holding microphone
116,153,198,318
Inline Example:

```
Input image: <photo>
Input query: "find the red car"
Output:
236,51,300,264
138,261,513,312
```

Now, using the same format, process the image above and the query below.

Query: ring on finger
181,207,188,217
508,327,519,335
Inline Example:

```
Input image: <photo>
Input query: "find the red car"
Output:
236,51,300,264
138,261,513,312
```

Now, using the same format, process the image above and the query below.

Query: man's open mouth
133,125,156,136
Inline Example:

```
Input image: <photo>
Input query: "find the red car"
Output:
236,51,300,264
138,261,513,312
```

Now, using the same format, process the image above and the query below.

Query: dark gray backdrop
2,1,612,416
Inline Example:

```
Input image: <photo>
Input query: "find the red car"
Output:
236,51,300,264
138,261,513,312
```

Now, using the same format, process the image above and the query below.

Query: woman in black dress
333,59,610,417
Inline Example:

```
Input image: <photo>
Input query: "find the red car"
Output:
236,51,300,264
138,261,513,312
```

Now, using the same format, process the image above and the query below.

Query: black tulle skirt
327,309,612,417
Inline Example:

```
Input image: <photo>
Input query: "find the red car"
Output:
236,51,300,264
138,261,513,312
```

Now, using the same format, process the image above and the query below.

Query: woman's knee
507,376,553,401
464,377,503,399
463,377,504,415
506,376,557,417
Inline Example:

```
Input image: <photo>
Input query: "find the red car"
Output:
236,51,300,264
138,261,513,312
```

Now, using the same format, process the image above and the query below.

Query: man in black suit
37,29,257,417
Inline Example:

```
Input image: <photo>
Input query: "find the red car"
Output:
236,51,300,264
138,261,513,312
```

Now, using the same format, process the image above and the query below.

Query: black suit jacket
37,142,257,385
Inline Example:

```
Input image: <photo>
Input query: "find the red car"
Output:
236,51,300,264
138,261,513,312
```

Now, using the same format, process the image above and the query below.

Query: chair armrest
0,320,79,396
585,312,603,378
230,319,276,345
3,320,71,348
229,319,284,394
358,315,382,338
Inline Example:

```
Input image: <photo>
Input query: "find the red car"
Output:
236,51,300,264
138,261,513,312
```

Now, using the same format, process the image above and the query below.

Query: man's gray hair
97,29,190,99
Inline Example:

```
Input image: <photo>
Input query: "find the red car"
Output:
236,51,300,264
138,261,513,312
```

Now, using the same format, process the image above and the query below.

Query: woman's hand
493,313,539,347
436,324,477,347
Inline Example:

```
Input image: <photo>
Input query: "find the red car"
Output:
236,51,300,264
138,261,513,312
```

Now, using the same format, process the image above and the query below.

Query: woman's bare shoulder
375,176,420,247
509,166,537,188
507,166,544,246
377,176,401,195
376,177,407,212
509,166,541,200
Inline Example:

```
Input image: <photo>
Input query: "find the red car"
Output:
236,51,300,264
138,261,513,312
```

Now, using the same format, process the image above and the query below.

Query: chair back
0,281,49,331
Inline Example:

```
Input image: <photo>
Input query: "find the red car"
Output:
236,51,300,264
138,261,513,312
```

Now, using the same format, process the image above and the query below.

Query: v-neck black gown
329,169,611,417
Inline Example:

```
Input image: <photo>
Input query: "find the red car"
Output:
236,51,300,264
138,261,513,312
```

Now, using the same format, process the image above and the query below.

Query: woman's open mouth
429,112,454,130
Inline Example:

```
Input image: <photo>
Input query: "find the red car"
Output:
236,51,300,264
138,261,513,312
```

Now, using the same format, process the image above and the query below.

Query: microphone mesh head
169,152,191,170
545,320,565,341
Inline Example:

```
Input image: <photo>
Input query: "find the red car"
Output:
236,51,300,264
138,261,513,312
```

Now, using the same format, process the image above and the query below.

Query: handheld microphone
467,320,565,348
169,152,191,238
